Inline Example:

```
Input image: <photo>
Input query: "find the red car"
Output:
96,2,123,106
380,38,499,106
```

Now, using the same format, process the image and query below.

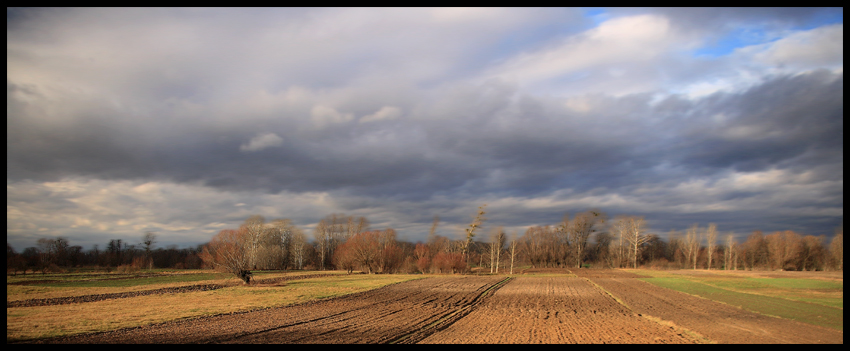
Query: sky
7,7,844,250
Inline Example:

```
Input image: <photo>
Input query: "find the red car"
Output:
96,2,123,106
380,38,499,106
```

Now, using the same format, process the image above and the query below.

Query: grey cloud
7,8,843,249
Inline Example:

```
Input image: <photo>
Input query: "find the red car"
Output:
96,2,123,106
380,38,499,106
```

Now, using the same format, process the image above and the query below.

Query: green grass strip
640,277,843,331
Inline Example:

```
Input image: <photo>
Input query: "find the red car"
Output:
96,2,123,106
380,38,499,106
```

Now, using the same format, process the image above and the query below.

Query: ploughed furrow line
223,276,509,344
8,273,340,308
386,277,513,344
419,276,700,344
26,276,511,344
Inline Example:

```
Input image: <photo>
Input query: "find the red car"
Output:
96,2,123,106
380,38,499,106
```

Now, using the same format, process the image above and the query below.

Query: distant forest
6,208,844,275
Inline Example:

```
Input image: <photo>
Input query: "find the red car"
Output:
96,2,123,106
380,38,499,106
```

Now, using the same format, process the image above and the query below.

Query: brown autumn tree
199,228,252,284
742,230,769,270
413,243,431,273
432,251,464,273
765,230,802,270
377,229,404,273
799,235,826,271
829,228,842,270
336,231,381,273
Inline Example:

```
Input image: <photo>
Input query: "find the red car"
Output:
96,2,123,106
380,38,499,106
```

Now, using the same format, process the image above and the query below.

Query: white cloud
753,23,843,71
240,132,284,152
310,105,354,128
484,14,680,92
360,106,402,123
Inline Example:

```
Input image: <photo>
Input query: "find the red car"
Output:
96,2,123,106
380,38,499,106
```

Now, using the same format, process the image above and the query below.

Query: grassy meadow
633,269,843,331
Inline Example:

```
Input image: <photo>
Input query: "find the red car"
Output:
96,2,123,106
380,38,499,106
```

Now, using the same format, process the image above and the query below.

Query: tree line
6,232,204,275
7,207,843,280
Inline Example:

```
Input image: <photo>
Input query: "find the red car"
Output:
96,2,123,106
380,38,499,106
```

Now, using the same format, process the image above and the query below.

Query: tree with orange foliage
199,228,252,284
413,243,431,273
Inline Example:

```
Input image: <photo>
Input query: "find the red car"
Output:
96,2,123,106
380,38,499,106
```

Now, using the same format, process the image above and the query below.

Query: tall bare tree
725,233,737,270
615,216,649,269
509,231,518,274
705,223,717,270
240,215,265,270
461,204,487,270
684,224,700,269
290,227,308,269
489,226,506,273
142,231,157,270
313,219,330,270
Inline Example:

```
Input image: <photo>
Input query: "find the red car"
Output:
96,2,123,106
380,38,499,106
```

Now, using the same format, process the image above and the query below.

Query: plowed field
582,275,843,344
32,276,511,344
419,276,697,343
21,270,842,344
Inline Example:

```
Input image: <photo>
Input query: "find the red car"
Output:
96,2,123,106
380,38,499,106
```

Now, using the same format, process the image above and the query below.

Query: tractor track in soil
24,276,509,344
15,270,840,344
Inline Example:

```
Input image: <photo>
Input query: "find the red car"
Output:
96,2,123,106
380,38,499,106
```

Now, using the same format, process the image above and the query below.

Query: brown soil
419,276,699,343
27,276,510,344
587,276,843,344
18,270,843,344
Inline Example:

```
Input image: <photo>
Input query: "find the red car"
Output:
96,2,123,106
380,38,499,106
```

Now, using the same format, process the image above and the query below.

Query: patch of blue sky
693,26,776,58
582,7,610,25
693,8,842,59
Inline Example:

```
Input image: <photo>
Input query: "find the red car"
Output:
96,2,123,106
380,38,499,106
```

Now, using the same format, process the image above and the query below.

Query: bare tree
461,204,487,270
313,219,330,270
142,232,157,270
615,216,649,269
725,233,737,270
829,227,842,271
290,227,308,270
766,230,802,270
509,231,518,274
566,210,605,268
489,226,506,273
705,223,717,270
684,224,700,269
240,215,265,270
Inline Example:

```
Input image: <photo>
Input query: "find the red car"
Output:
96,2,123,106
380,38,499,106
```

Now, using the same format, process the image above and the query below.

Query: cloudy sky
7,8,843,250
